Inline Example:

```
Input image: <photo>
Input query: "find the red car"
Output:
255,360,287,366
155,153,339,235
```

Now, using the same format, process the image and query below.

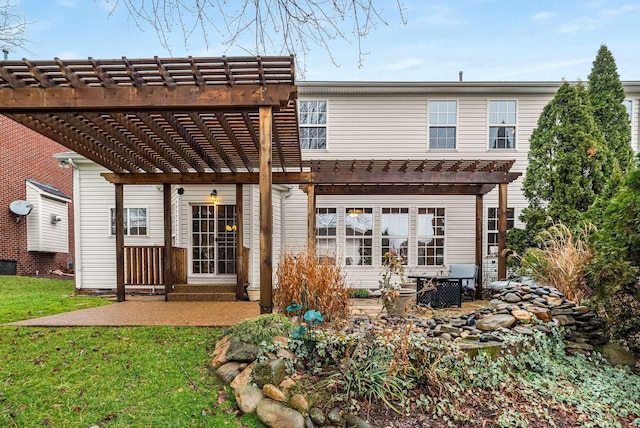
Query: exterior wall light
210,189,218,204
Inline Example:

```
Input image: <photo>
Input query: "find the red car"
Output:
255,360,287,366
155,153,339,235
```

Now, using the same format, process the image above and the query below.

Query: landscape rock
309,407,326,426
225,339,263,362
263,383,287,402
289,394,310,413
476,314,516,331
600,343,637,367
234,384,264,414
345,414,376,428
328,407,343,424
216,361,243,383
230,362,255,389
256,398,305,428
252,358,286,388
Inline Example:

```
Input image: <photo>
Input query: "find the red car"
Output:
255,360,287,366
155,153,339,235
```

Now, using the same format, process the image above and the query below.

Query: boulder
263,383,287,402
225,338,263,362
345,414,376,428
309,407,326,426
216,361,243,383
252,358,286,388
230,362,255,389
234,384,264,414
600,343,637,367
256,398,305,428
476,314,516,331
289,394,310,413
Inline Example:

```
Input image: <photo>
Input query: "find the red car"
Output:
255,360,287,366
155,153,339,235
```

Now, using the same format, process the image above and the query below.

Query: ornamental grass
274,248,350,321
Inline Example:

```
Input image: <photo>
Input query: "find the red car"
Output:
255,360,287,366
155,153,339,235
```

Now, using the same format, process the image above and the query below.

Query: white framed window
417,208,445,266
624,99,633,124
428,100,457,149
489,100,517,149
299,100,327,150
487,207,515,255
381,208,409,262
316,207,337,259
110,208,148,236
345,207,373,266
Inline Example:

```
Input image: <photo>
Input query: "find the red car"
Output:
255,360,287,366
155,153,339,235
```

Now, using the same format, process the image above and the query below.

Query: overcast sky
9,0,640,82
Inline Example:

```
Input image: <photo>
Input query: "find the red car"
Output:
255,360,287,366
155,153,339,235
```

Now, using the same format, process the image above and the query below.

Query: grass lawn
0,277,261,427
0,276,113,324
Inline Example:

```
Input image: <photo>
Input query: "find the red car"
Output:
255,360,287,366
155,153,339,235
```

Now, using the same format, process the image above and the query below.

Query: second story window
299,100,327,150
489,100,516,149
429,100,457,149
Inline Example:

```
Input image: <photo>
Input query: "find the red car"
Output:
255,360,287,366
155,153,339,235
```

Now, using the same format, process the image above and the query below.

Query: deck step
167,292,237,302
172,284,237,294
168,284,239,302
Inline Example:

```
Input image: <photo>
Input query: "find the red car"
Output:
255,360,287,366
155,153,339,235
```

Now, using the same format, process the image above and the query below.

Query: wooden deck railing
124,246,187,287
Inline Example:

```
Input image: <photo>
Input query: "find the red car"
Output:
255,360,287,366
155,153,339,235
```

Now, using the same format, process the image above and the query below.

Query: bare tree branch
0,0,30,56
104,0,406,73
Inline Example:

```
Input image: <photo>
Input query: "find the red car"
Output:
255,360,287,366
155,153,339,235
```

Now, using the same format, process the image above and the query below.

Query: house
58,79,640,295
0,56,637,306
0,115,74,277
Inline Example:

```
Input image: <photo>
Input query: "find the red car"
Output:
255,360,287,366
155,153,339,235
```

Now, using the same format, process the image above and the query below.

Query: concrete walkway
4,295,484,328
6,295,261,327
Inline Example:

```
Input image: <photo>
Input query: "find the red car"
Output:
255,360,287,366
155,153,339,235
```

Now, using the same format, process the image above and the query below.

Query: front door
191,205,237,275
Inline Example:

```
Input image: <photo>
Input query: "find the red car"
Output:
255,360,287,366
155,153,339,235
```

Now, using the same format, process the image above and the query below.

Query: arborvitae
520,82,608,238
588,45,633,175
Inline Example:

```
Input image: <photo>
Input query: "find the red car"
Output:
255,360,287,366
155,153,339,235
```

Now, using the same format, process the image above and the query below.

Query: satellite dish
9,200,32,222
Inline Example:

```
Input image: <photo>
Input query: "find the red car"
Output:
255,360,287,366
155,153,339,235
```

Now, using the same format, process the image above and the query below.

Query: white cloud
558,17,599,34
385,57,425,71
532,12,555,21
56,0,78,7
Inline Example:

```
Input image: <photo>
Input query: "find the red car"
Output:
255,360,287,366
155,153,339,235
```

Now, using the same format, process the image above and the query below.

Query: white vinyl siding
25,183,70,253
75,164,164,290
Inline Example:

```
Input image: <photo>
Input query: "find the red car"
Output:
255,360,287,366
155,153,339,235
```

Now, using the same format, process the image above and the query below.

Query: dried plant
274,248,350,321
517,223,594,303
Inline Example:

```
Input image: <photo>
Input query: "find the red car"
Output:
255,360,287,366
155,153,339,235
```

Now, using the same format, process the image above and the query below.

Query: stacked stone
211,335,375,428
346,283,609,353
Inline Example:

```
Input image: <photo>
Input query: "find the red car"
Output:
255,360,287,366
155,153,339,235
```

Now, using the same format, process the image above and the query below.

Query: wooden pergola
0,55,520,309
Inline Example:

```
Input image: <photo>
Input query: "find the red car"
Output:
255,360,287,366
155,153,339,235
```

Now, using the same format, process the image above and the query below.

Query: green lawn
0,276,113,324
0,277,262,427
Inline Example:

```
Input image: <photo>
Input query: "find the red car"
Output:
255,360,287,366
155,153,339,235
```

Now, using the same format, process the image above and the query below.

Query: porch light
210,188,218,203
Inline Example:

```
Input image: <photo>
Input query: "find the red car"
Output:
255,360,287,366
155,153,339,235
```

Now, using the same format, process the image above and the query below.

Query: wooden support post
163,183,173,301
498,183,508,280
236,183,245,300
259,106,273,314
307,184,316,252
475,194,484,299
115,183,125,302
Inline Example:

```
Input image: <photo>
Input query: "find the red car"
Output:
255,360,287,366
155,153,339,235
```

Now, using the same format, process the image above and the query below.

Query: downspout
280,185,293,250
68,159,81,290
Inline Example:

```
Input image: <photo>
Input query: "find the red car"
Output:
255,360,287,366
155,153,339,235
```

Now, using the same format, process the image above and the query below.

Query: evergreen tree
587,45,633,175
520,82,608,238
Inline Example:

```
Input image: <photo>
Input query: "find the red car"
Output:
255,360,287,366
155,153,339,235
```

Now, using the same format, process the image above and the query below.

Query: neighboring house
60,80,640,293
0,115,74,276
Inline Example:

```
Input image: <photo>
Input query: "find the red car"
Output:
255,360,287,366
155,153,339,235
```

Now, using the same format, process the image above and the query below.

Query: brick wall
0,115,75,278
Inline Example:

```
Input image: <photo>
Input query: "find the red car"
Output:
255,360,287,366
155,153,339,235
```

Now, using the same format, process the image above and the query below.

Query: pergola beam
0,85,293,112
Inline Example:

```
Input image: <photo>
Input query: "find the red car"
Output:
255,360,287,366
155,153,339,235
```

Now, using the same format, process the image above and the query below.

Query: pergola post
475,194,483,299
498,183,508,280
307,184,316,252
235,183,245,300
162,183,173,301
259,106,273,314
115,183,125,302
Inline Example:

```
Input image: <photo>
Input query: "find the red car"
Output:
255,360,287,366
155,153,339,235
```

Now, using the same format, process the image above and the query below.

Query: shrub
274,248,350,321
223,313,294,346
